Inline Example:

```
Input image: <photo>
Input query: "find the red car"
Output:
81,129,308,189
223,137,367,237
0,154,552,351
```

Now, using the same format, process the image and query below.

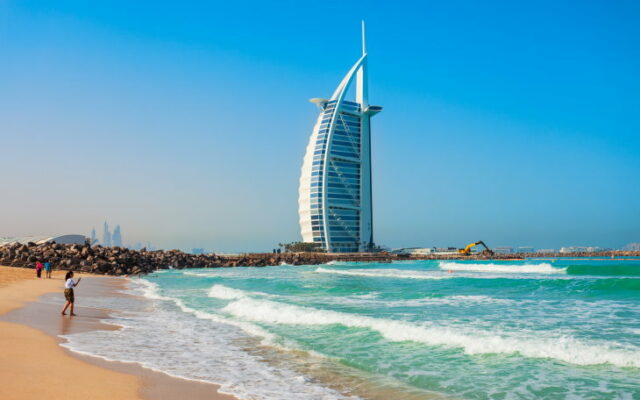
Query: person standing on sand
61,271,81,316
44,261,52,278
35,261,43,278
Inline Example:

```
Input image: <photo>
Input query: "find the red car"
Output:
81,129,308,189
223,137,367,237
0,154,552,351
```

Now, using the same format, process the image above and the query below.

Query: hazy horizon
2,1,639,252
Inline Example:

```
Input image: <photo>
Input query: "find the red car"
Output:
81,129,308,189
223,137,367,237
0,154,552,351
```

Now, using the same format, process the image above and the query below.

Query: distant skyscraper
103,221,112,247
112,225,122,247
90,228,97,245
298,22,382,253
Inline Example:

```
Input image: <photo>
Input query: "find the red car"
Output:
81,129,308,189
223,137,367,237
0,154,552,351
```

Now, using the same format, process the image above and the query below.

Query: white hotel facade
298,24,382,253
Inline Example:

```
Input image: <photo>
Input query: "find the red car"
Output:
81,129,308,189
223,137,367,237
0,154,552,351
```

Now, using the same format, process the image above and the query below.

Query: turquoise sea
62,259,640,399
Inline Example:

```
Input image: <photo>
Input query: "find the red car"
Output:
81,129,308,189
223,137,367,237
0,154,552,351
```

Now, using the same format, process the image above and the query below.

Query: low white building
391,247,436,255
0,235,88,246
517,246,535,253
623,243,640,251
559,246,605,253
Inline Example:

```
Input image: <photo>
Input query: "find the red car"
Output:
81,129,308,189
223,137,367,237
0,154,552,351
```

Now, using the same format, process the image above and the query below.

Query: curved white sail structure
298,23,382,253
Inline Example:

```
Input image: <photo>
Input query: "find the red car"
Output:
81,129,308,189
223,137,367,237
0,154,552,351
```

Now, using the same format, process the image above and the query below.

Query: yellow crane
458,241,494,256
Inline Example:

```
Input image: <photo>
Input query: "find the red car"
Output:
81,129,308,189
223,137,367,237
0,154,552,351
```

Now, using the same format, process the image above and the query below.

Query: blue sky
1,0,639,251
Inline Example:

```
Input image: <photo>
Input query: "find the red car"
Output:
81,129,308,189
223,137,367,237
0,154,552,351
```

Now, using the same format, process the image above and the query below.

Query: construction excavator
458,241,494,256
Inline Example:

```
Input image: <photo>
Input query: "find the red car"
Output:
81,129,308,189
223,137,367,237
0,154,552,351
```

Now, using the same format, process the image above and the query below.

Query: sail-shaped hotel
298,23,382,253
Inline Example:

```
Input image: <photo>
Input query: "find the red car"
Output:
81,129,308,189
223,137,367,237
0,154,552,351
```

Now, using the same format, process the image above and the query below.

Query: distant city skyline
1,1,638,252
92,221,123,247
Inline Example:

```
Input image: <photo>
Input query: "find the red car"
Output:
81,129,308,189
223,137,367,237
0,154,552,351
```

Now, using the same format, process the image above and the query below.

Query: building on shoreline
298,22,382,253
493,247,514,254
0,234,87,246
560,246,608,253
536,249,556,253
517,246,535,253
391,247,436,255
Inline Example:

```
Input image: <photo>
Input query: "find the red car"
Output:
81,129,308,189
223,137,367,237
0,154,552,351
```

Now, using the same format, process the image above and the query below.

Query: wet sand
0,266,237,400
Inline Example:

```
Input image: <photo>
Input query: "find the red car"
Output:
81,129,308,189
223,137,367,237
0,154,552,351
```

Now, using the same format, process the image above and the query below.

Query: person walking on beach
35,261,43,278
44,261,52,279
61,271,81,316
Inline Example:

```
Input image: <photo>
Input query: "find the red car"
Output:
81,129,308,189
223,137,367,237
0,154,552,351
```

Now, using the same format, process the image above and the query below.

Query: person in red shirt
35,262,43,278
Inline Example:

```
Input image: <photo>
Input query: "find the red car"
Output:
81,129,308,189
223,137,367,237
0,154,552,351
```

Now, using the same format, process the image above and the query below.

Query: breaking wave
207,284,276,300
138,280,275,342
438,262,566,274
208,284,247,299
182,271,224,278
313,294,516,308
221,296,640,368
315,267,451,280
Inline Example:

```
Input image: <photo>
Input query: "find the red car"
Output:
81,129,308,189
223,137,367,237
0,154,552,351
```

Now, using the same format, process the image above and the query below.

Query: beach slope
0,266,142,400
0,266,236,400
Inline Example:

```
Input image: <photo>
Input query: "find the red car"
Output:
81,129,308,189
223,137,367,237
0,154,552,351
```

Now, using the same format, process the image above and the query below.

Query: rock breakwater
0,242,637,276
0,242,408,275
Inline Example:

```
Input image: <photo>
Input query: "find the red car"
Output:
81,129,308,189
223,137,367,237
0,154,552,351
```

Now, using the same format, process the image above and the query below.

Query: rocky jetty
0,242,405,275
0,242,638,276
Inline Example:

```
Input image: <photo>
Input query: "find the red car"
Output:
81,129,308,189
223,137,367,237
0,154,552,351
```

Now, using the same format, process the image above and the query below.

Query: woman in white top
61,271,81,316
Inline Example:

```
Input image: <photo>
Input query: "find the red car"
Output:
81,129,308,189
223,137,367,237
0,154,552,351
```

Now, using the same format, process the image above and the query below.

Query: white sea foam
438,262,566,274
182,270,260,278
385,295,515,307
432,295,514,305
324,261,350,266
315,267,451,280
208,284,248,299
182,271,218,277
351,292,380,300
208,284,277,301
60,279,354,400
313,294,515,308
137,278,173,301
138,280,275,342
183,269,287,280
209,283,513,309
221,297,640,368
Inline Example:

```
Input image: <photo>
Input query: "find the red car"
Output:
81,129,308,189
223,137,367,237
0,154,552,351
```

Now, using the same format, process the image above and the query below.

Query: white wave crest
182,270,258,279
208,284,247,299
313,294,515,308
324,261,350,266
135,279,173,301
390,295,515,307
182,271,219,277
208,284,276,301
135,279,275,343
221,297,639,368
315,267,450,280
438,262,566,274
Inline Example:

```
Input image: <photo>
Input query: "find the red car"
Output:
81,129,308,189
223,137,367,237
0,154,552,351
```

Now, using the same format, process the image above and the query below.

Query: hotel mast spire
361,20,367,55
356,21,368,106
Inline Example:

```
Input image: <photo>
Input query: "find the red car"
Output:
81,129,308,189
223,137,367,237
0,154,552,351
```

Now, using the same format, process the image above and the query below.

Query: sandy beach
0,266,237,400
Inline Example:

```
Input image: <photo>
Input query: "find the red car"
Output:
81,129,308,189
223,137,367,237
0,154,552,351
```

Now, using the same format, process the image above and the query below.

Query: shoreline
3,259,636,399
0,266,237,400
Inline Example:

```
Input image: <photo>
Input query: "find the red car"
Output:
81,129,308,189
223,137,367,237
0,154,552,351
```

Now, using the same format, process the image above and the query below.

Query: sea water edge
59,258,640,400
